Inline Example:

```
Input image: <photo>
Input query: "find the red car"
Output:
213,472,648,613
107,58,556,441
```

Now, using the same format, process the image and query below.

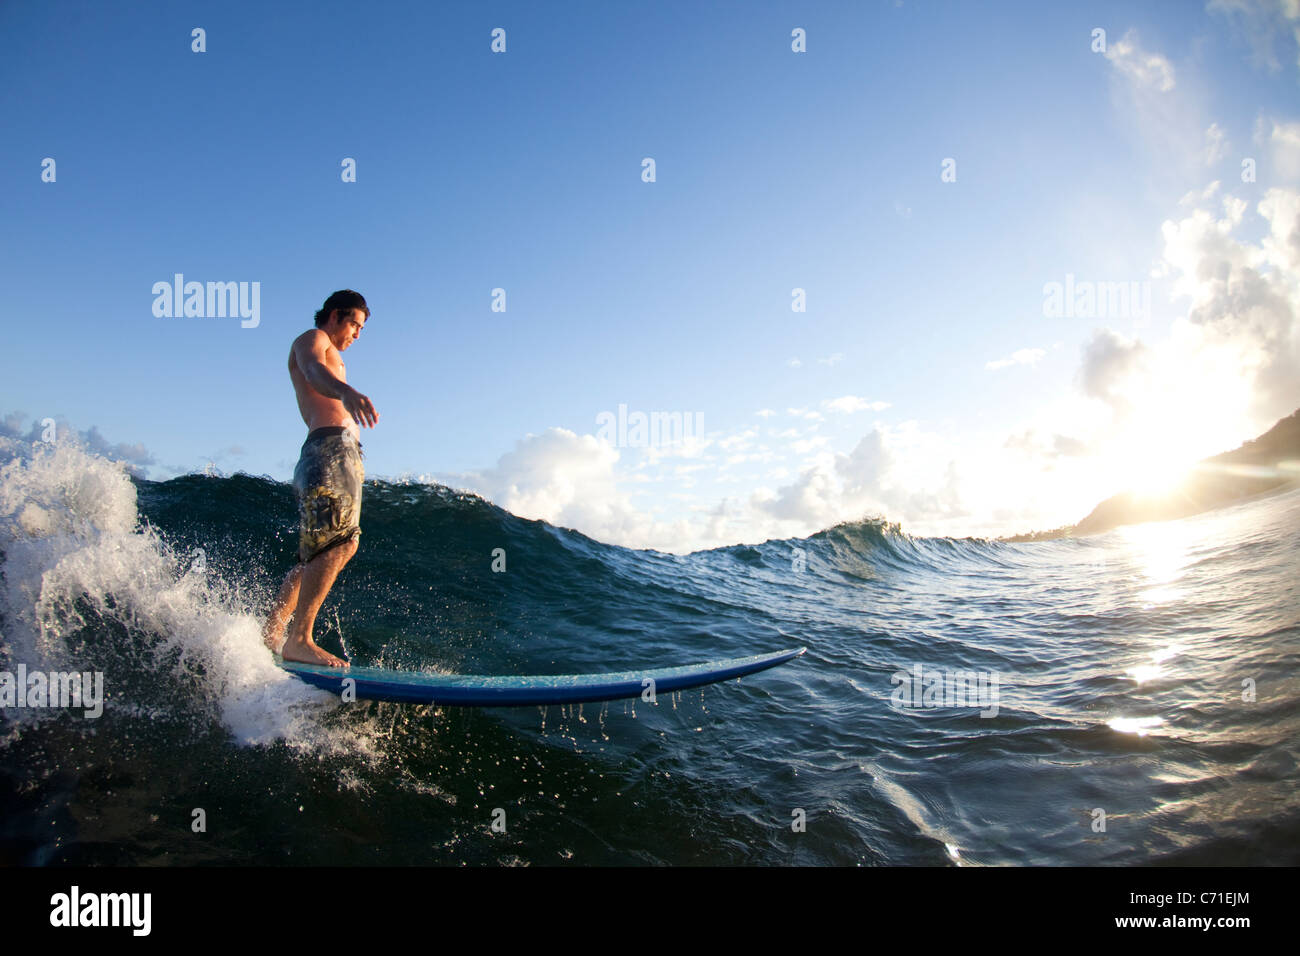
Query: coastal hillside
1006,408,1300,540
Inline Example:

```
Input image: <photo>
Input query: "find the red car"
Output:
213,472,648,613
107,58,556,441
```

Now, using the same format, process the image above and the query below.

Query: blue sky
3,0,1299,551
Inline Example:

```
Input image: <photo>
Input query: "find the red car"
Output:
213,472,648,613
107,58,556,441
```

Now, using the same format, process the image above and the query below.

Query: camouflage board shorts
293,426,364,564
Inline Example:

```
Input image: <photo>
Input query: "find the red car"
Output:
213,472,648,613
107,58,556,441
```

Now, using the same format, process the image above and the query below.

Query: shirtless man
262,290,379,667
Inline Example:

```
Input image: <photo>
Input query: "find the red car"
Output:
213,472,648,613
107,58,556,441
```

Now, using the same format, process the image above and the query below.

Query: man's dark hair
314,289,370,328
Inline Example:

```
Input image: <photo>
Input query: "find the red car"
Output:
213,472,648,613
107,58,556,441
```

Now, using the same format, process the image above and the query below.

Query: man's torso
289,329,356,434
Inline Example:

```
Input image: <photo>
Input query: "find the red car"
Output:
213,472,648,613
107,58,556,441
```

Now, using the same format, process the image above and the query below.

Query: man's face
328,309,366,351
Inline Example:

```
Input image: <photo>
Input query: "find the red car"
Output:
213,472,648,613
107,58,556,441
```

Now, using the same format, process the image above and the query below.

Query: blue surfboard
278,647,806,706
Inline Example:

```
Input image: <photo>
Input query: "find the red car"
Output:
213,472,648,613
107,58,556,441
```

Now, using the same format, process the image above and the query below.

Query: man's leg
262,564,304,653
280,536,359,667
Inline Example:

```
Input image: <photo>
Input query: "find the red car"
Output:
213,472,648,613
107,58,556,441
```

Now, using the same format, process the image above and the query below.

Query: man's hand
342,386,379,428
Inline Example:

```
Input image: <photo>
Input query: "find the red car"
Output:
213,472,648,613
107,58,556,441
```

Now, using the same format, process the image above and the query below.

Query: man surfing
262,290,379,667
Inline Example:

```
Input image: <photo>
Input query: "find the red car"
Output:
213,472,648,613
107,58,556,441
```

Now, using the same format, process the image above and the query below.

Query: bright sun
1093,339,1252,502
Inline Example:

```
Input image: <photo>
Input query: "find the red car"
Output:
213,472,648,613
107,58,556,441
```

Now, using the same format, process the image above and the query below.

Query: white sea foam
0,436,379,755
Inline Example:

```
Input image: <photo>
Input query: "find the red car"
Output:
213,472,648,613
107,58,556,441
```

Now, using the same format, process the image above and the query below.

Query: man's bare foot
262,616,287,655
280,635,349,667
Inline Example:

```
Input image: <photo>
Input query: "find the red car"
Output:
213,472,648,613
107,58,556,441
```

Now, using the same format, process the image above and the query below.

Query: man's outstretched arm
293,331,379,427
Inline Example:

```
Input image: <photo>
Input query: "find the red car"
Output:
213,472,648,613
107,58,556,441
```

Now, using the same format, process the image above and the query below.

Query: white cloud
443,186,1300,552
749,423,970,536
1208,0,1300,73
448,428,621,521
1004,429,1092,460
985,348,1046,371
1205,122,1229,164
640,431,713,466
439,428,701,551
1167,187,1300,420
1078,330,1150,414
786,407,825,421
0,413,155,476
817,352,845,366
1179,180,1222,206
1104,29,1176,92
1264,118,1300,181
1159,200,1248,305
791,436,830,454
718,429,757,451
1100,29,1216,177
1040,183,1300,494
1259,187,1300,271
822,395,891,413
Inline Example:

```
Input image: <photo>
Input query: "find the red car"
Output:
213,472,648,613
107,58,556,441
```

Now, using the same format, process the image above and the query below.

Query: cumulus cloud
1160,186,1300,420
1007,182,1300,502
455,428,621,523
1079,330,1151,414
84,428,154,467
0,412,155,476
835,429,892,497
440,186,1300,552
438,428,709,552
437,412,989,552
751,467,845,526
0,411,28,439
750,424,967,535
1260,118,1300,181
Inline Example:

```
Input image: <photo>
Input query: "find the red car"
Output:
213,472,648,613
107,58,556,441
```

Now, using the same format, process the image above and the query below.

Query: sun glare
1084,326,1259,508
1127,457,1196,499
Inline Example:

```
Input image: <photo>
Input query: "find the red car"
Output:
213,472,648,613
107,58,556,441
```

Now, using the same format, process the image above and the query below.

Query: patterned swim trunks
293,426,364,564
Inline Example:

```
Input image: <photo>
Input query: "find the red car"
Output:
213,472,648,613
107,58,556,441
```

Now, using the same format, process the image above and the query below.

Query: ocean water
1,436,1298,866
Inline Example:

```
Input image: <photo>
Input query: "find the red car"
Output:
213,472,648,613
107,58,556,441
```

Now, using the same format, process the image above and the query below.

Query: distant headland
1002,407,1300,542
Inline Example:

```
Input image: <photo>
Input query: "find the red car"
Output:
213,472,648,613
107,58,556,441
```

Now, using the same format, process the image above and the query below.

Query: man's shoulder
293,327,329,345
291,328,333,354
